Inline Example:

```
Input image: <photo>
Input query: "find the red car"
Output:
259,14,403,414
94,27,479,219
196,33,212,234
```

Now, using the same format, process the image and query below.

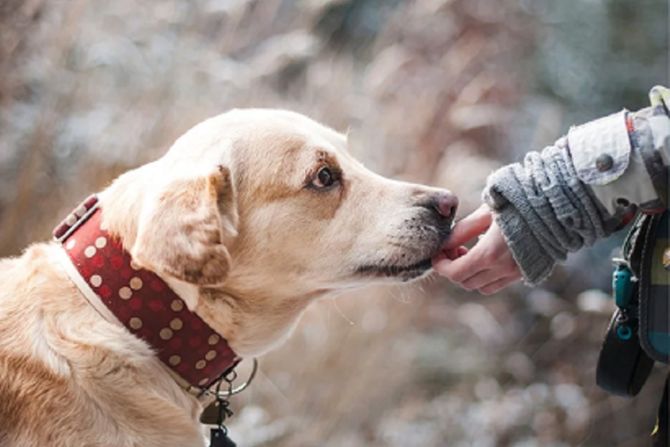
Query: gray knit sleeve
483,138,618,285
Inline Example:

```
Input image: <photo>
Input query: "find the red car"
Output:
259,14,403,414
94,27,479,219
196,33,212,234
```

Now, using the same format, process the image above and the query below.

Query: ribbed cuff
493,204,555,285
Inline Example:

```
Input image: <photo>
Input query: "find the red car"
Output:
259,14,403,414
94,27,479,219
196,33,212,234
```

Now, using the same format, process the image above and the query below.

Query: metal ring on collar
216,358,258,397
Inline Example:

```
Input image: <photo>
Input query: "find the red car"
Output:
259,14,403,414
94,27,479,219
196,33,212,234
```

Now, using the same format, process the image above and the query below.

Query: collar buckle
52,195,100,243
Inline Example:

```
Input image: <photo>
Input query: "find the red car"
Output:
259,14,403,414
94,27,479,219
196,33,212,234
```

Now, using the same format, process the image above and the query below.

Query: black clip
209,370,238,447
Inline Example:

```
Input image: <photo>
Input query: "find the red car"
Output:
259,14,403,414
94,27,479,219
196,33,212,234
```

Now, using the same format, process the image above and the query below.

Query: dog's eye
312,166,337,189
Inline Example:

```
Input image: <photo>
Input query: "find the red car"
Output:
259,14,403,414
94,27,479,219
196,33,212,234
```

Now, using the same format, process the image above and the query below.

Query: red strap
56,196,240,389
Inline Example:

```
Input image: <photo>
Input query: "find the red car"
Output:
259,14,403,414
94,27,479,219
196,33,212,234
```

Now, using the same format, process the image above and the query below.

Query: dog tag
210,427,236,447
200,401,220,425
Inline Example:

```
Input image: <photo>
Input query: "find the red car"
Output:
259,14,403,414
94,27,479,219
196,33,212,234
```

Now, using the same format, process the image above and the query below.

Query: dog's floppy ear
131,165,238,286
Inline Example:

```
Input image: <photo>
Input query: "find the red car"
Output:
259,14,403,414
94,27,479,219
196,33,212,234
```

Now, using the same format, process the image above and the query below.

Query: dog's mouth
354,216,453,282
355,257,434,282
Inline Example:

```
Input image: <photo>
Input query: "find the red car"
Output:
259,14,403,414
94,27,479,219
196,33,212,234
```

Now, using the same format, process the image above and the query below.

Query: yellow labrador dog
0,109,456,447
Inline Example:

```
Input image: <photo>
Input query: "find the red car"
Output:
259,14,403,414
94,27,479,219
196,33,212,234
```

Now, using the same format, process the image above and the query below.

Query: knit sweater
482,90,670,284
482,137,619,284
482,85,670,286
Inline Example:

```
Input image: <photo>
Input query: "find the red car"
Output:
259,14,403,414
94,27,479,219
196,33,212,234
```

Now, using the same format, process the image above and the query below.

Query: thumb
445,204,493,249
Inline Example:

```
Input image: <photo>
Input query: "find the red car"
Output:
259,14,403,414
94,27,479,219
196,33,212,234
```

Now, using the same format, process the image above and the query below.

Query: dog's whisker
330,299,356,326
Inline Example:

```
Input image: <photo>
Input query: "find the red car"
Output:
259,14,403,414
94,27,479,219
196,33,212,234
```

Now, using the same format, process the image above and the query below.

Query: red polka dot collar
53,195,241,392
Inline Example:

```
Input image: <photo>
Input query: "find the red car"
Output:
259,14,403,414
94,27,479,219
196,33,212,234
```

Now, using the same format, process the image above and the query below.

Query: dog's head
103,109,456,355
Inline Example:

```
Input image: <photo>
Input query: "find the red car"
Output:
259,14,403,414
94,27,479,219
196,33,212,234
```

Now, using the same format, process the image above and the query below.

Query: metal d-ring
216,358,258,398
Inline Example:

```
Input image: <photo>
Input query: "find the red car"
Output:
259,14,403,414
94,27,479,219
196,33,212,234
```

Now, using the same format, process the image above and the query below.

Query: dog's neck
198,285,317,357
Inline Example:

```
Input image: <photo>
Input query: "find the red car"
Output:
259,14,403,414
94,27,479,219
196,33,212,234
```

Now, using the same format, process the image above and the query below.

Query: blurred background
0,0,668,445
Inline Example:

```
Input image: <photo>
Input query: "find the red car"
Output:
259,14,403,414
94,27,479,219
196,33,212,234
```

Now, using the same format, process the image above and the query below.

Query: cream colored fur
0,109,454,446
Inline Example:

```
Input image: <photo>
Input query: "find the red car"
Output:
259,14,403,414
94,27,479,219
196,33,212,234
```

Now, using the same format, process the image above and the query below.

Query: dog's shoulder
0,243,206,446
0,351,73,445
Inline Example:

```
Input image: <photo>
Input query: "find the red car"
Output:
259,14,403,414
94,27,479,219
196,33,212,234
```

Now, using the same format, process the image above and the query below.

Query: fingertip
432,258,452,275
432,249,448,264
437,246,468,261
445,207,493,248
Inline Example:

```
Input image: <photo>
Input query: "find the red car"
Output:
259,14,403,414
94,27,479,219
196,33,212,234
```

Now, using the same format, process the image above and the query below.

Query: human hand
432,204,522,294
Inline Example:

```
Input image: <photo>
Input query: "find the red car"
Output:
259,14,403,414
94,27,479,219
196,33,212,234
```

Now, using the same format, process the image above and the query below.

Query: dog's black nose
432,192,458,221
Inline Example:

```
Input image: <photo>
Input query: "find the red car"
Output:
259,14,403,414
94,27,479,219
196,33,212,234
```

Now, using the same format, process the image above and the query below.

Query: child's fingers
444,204,492,249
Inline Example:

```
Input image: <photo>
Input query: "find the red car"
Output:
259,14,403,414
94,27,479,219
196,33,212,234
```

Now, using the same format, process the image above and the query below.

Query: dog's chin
355,257,434,283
